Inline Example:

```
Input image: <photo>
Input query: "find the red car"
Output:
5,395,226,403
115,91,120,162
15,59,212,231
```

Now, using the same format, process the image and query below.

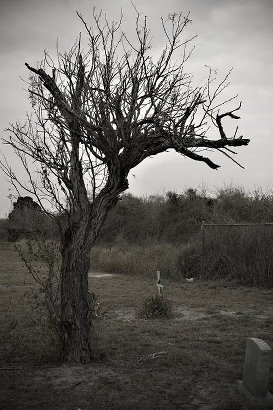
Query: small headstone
237,337,273,407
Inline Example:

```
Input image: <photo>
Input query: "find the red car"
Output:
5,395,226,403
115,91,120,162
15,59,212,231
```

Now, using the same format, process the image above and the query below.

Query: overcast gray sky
0,0,272,216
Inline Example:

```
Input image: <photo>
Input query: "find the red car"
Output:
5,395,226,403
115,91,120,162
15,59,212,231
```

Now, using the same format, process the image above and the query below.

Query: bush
136,295,172,319
202,225,273,287
176,241,201,279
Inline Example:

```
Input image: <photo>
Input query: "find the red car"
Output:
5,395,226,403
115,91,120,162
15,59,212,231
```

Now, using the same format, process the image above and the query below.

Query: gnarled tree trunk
59,170,128,363
60,225,93,363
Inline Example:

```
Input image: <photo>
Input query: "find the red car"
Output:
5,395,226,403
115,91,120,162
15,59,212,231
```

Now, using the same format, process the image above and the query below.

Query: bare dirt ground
0,242,273,409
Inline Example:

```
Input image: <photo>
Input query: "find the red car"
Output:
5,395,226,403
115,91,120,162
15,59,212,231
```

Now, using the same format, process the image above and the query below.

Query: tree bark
60,222,93,363
58,155,128,363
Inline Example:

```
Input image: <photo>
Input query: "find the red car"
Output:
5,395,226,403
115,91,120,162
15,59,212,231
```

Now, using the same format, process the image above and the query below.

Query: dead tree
1,10,249,363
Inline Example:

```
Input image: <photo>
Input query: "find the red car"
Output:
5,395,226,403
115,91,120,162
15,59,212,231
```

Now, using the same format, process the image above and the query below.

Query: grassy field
0,241,273,409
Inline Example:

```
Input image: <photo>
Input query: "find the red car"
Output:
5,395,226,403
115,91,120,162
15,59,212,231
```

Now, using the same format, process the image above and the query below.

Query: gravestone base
237,380,273,408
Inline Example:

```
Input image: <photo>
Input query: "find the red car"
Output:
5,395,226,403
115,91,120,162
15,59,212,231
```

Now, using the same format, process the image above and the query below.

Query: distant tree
0,9,249,363
7,196,51,241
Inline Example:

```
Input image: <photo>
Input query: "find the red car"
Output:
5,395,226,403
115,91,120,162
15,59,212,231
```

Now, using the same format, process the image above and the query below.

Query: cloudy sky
0,0,272,216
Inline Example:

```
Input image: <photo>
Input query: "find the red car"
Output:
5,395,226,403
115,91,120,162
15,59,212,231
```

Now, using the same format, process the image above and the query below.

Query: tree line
98,187,273,245
2,187,272,245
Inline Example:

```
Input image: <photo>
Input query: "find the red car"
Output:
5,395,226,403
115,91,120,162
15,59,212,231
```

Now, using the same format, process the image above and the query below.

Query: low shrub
136,295,172,319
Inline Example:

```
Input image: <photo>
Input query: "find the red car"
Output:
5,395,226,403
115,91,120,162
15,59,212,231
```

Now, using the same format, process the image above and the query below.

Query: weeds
136,295,172,319
14,238,62,327
92,224,273,288
201,225,273,287
91,244,182,279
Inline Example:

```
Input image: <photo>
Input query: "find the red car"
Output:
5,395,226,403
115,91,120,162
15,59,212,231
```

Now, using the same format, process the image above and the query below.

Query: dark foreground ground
0,241,273,409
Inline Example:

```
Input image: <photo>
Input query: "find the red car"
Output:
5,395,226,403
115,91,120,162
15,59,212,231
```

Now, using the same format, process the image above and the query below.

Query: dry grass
1,241,273,409
92,231,273,288
202,225,273,287
91,243,185,279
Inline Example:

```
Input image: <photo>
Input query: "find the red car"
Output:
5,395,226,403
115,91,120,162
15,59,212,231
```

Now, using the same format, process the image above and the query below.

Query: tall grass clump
176,241,202,279
136,294,172,319
201,225,273,287
91,228,273,288
91,243,184,279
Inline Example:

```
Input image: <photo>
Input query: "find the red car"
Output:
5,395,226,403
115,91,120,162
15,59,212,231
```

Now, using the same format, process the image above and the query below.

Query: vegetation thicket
2,186,272,287
93,187,273,288
98,187,273,245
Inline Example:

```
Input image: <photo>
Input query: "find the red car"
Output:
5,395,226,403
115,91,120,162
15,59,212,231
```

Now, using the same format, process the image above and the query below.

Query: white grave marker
156,270,163,297
237,337,273,407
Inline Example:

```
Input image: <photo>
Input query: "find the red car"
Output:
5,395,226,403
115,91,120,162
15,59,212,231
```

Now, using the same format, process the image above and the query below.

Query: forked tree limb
215,102,242,139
